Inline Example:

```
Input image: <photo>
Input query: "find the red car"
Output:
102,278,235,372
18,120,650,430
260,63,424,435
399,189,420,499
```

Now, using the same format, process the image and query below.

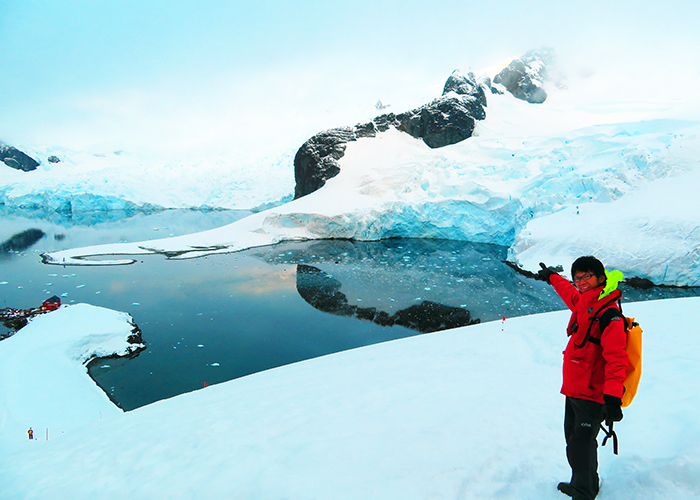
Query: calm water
2,210,698,410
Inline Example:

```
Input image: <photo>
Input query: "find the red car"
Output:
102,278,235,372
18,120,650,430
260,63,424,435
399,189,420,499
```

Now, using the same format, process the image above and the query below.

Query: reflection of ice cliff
247,239,565,323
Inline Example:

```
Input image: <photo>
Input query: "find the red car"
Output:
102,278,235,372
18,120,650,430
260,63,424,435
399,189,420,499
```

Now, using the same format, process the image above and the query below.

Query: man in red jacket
539,256,628,500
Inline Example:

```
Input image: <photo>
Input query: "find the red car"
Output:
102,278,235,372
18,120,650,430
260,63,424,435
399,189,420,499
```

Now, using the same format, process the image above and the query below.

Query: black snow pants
564,396,604,500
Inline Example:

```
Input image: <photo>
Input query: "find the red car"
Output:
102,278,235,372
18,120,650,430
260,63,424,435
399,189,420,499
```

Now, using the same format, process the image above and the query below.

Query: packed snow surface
1,297,699,499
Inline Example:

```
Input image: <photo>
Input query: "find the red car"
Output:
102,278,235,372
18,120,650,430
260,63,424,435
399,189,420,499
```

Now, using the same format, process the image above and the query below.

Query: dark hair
571,256,605,278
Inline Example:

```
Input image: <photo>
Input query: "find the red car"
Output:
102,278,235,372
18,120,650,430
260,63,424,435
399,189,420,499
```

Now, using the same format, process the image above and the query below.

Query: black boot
557,482,576,497
557,480,600,499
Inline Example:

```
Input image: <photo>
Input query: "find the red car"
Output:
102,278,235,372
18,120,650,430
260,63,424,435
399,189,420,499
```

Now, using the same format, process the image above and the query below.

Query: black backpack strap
600,306,624,333
574,295,621,348
587,307,623,346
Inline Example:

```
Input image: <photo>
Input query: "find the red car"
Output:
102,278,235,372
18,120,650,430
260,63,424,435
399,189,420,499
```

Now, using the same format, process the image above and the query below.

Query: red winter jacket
551,274,628,404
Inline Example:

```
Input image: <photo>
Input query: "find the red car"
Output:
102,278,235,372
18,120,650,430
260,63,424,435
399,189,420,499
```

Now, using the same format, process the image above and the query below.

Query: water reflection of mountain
297,264,481,332
246,238,565,324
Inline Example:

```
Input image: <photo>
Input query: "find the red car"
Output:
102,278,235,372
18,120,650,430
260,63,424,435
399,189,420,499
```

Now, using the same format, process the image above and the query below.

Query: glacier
37,87,700,287
0,146,296,214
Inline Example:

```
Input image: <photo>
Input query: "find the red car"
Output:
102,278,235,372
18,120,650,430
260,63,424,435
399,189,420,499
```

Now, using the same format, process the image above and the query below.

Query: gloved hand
537,262,558,284
603,394,623,425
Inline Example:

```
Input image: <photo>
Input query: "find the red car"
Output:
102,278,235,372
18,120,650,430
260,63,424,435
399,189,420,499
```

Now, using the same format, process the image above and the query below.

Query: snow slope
40,90,700,286
1,297,699,499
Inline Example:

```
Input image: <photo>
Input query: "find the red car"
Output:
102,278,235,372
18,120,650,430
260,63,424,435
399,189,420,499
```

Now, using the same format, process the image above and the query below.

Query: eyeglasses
573,273,595,283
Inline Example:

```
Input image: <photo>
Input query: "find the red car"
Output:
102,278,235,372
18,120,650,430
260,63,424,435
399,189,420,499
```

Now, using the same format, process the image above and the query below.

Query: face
573,271,604,291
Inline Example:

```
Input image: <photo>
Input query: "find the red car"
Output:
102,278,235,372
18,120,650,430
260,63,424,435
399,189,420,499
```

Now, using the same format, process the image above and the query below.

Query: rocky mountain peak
493,48,554,104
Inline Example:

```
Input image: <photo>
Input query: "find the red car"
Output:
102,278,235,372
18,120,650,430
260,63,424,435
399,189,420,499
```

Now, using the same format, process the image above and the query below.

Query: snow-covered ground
2,297,699,499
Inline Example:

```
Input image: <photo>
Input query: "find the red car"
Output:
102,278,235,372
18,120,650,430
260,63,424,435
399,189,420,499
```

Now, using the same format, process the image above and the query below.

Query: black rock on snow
493,48,554,104
0,142,40,171
294,70,487,198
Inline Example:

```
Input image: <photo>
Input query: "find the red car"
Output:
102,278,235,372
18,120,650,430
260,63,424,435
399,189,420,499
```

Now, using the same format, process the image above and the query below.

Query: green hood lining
599,269,624,300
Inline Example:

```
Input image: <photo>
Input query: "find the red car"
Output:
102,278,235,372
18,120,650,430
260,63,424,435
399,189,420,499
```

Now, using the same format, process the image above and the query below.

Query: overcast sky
1,0,699,156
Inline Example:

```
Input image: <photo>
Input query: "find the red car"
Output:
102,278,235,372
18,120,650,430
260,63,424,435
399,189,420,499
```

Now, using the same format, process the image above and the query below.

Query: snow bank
513,166,700,286
1,297,699,499
0,304,141,450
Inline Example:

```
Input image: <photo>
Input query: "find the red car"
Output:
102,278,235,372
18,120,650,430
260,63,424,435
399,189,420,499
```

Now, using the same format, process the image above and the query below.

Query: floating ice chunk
210,363,220,367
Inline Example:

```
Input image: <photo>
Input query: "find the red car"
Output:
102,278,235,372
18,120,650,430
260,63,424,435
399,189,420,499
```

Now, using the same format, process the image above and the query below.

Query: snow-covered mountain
6,51,700,286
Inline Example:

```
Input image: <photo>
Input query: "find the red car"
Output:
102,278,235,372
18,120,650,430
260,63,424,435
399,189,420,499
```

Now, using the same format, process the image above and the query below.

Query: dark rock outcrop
0,143,40,171
48,155,61,163
294,127,356,199
493,48,553,104
294,70,487,198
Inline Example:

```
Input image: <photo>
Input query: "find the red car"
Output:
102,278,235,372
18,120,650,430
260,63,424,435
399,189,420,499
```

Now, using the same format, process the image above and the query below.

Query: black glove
603,395,623,425
537,262,557,284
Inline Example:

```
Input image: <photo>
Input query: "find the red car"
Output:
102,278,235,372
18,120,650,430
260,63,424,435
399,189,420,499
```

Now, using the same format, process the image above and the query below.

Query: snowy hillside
2,297,700,499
